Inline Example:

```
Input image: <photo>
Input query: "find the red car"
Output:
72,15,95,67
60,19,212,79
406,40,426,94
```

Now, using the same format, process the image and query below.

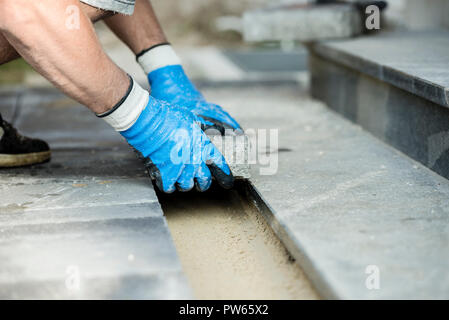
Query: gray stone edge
244,181,339,299
0,271,193,299
243,5,363,43
246,136,449,299
309,42,449,109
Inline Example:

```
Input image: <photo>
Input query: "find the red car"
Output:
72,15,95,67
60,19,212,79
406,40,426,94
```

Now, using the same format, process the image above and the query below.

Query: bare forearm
0,0,129,114
0,2,115,66
104,0,167,55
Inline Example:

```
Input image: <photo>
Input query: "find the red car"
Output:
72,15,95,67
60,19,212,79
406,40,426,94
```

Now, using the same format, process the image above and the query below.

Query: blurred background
0,0,314,87
2,0,449,300
2,0,449,87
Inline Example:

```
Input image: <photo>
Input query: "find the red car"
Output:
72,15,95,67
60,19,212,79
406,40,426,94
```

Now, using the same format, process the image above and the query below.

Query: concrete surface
310,30,449,108
380,0,449,31
200,82,449,299
4,34,449,300
209,134,251,180
309,30,449,180
243,3,362,42
0,89,191,299
310,52,449,182
223,49,308,73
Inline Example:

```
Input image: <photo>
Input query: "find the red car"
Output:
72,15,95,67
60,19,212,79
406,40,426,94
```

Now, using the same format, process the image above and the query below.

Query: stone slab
0,273,190,300
209,133,251,180
243,3,362,42
0,203,163,226
14,89,124,149
309,30,449,108
0,216,188,299
223,49,308,73
0,177,158,212
0,148,146,180
203,83,449,299
0,90,192,299
310,52,449,181
0,217,180,281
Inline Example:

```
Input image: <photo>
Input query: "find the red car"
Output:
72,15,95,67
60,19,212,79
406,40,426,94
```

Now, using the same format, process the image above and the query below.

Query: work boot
0,113,51,167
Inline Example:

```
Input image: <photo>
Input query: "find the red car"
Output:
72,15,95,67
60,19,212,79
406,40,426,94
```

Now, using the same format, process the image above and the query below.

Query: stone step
202,82,449,299
309,30,449,180
243,2,363,43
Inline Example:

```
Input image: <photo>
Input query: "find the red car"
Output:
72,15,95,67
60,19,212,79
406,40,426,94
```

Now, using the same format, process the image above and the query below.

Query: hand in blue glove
121,96,234,193
148,65,242,134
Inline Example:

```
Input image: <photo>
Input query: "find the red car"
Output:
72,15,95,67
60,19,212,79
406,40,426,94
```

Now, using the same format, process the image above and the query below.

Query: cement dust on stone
158,182,319,300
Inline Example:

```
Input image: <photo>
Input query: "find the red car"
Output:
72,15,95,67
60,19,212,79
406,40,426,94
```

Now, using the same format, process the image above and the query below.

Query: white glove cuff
137,44,182,74
97,76,149,132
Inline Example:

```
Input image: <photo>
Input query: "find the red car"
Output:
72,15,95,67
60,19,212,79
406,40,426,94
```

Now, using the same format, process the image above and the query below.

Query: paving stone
243,3,362,42
203,83,449,299
0,217,180,280
309,31,449,180
309,52,449,181
0,91,192,299
0,203,163,226
5,149,145,179
0,273,190,300
15,90,123,149
0,177,158,212
309,30,449,108
209,133,251,180
223,49,308,73
0,216,189,299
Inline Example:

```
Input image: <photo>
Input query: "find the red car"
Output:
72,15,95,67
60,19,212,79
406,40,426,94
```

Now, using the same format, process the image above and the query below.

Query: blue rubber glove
148,65,242,134
121,96,234,193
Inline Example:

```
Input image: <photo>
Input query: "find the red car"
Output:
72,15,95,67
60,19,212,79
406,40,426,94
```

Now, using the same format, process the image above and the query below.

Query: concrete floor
201,81,449,299
0,89,191,299
3,31,449,299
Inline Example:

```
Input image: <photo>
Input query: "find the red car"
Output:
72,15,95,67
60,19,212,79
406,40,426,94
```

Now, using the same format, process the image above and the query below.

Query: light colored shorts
80,0,135,15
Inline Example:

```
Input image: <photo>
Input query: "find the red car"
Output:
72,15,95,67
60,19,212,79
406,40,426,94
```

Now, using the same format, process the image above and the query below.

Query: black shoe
0,113,51,167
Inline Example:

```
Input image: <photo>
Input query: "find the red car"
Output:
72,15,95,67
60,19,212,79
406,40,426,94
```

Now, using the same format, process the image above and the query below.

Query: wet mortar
156,181,319,300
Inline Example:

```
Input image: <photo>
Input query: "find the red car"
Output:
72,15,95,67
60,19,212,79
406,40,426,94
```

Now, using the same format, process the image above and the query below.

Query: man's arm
0,0,233,192
0,0,128,113
0,33,19,64
0,2,115,68
104,0,242,132
104,0,167,55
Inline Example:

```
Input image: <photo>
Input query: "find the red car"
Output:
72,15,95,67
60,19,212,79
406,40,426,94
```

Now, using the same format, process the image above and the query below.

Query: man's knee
0,0,41,31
